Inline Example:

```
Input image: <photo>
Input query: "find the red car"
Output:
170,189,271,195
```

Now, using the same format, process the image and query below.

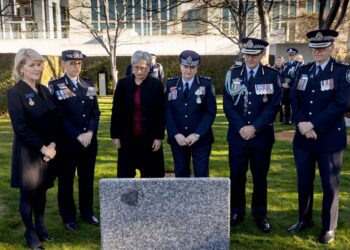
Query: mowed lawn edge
0,96,349,250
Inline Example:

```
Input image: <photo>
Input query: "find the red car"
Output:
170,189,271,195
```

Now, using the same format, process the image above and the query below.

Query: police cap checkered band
241,38,269,55
62,50,86,60
287,48,298,54
306,29,338,48
179,50,200,66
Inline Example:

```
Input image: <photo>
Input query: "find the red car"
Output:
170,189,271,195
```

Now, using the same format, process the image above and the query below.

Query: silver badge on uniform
86,87,97,99
346,69,350,83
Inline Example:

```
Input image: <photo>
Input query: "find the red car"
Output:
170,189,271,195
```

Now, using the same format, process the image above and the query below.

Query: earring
20,72,24,77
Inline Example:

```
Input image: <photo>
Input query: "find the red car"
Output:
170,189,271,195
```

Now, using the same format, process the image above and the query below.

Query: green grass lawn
0,96,349,250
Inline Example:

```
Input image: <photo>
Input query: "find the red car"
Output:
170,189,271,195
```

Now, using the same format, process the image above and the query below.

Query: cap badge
185,56,193,65
247,39,254,48
315,32,324,41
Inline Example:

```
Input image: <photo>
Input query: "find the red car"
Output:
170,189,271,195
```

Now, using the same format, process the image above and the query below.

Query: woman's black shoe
36,231,54,242
24,230,45,249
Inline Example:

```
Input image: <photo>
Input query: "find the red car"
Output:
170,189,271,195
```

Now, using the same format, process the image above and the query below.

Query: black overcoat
7,81,57,191
110,75,165,175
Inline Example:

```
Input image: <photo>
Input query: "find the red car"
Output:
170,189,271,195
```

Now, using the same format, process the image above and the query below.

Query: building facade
0,0,349,58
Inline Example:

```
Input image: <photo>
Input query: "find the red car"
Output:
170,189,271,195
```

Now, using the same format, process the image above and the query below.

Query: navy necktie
248,70,254,85
184,82,189,99
316,65,322,76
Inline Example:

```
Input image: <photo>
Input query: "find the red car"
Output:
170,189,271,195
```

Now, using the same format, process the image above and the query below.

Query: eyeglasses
69,61,83,66
132,66,148,72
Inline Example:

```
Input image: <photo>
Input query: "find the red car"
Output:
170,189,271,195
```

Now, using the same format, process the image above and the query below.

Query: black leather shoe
254,217,271,233
288,220,314,233
230,213,244,226
24,230,44,249
64,222,79,231
35,229,54,242
82,215,99,225
319,230,335,244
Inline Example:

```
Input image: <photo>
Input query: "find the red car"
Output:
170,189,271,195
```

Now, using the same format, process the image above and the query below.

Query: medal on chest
29,98,35,106
194,86,205,104
297,75,308,91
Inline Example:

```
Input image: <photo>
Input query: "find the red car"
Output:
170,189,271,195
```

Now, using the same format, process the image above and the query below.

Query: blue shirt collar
182,76,195,89
246,65,259,78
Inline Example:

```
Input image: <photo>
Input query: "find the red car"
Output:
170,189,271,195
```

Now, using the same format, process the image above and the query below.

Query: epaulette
167,76,179,81
299,61,313,69
263,65,278,72
199,75,211,80
48,76,65,84
334,61,350,67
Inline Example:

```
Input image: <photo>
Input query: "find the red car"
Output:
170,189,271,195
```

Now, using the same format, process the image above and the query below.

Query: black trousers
281,88,291,123
117,136,165,178
229,143,273,219
170,141,211,177
293,146,342,231
57,143,97,223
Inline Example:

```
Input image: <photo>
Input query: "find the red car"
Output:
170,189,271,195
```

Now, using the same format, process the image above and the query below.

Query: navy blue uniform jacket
48,74,100,152
165,75,217,144
223,65,282,146
282,60,301,88
291,58,350,152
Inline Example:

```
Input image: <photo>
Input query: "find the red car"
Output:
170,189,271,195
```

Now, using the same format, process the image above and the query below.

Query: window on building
12,0,34,18
306,0,314,12
272,1,280,30
60,6,70,38
182,9,202,35
222,7,237,35
90,0,177,36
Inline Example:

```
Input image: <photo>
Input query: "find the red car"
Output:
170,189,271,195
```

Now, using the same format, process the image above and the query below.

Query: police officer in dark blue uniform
223,38,282,232
48,50,100,231
281,48,301,124
150,54,165,82
165,50,217,177
288,30,350,244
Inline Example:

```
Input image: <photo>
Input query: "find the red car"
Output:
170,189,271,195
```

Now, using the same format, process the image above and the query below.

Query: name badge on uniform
57,83,66,89
320,79,334,91
255,84,274,95
86,87,97,99
297,75,308,91
168,87,177,101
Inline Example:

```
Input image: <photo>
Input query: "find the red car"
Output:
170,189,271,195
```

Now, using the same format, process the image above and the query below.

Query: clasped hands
112,138,162,152
175,133,199,146
40,142,56,162
297,121,317,140
239,125,256,140
77,131,93,148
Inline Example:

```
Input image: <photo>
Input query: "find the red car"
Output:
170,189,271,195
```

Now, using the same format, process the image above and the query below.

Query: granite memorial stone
100,178,230,250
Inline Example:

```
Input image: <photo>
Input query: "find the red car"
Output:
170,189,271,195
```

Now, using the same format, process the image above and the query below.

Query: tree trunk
257,0,271,65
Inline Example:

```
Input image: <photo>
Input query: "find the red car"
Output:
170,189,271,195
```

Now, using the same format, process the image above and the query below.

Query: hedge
2,53,279,114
